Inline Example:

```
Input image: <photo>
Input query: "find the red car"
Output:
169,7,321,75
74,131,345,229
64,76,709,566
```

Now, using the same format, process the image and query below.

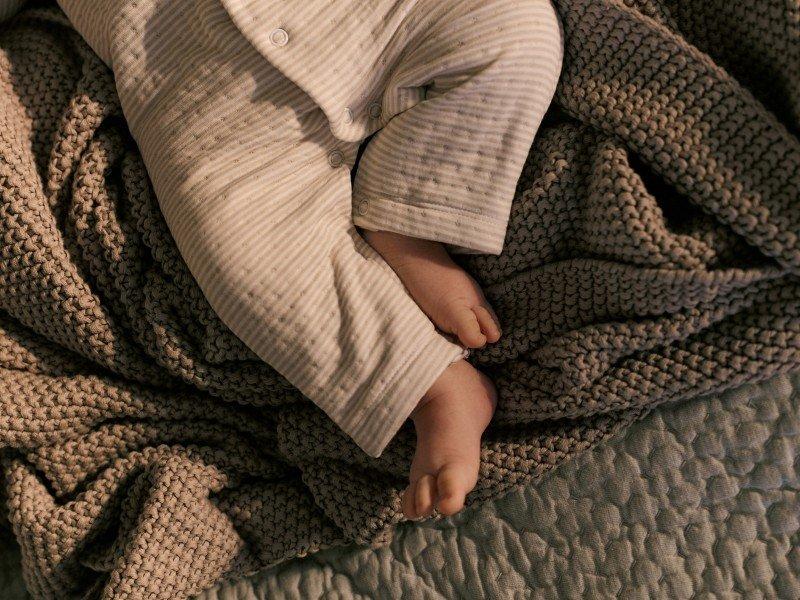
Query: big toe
473,305,501,343
449,306,487,348
435,462,478,516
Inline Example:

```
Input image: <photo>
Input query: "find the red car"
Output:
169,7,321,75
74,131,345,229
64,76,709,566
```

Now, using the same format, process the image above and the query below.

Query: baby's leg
354,0,562,349
354,0,563,515
60,0,466,459
363,230,501,348
404,359,497,517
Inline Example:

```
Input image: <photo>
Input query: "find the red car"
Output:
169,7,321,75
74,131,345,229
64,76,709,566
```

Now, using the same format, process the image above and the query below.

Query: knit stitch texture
1,1,799,598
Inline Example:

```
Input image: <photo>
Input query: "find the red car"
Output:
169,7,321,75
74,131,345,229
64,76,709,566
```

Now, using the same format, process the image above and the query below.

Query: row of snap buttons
342,103,382,122
268,29,382,124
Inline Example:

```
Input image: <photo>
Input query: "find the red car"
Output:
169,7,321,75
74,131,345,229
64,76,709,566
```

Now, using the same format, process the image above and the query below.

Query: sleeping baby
53,0,563,519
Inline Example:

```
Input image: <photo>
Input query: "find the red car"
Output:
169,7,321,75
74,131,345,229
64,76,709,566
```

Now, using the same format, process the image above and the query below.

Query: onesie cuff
332,331,467,458
353,193,508,256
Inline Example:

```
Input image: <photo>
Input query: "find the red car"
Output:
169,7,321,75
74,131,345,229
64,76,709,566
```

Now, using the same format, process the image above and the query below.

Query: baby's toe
414,474,437,517
450,306,487,348
473,305,501,343
401,482,417,519
402,474,437,519
435,463,475,516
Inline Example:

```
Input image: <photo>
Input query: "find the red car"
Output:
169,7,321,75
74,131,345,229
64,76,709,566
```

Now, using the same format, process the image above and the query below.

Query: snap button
270,28,289,46
342,107,353,124
328,150,344,168
356,199,369,215
368,102,382,119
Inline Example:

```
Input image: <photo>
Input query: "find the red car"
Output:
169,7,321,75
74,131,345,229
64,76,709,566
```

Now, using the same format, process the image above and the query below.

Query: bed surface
4,372,799,599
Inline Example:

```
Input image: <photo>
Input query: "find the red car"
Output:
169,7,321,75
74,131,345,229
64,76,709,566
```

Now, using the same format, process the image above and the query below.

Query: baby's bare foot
402,359,496,518
363,230,501,348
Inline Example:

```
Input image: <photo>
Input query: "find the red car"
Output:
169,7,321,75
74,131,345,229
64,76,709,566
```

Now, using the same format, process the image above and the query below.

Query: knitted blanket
1,2,798,598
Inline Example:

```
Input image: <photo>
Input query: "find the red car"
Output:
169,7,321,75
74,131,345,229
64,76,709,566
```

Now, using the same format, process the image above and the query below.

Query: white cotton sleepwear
50,0,563,457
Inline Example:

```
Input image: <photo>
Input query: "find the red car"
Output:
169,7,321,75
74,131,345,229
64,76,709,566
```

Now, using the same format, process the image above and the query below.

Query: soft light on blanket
0,1,798,598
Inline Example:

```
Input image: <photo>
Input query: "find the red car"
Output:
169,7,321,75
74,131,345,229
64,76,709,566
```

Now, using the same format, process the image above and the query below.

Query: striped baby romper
54,0,563,457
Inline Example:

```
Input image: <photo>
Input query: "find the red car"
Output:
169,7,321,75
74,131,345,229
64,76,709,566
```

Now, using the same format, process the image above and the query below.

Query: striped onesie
49,0,563,457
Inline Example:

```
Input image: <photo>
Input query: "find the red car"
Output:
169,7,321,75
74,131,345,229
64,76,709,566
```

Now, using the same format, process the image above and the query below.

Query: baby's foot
363,230,501,348
402,359,497,518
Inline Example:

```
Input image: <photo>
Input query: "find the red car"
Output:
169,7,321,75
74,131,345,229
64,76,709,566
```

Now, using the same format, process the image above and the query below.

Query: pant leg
353,0,563,255
58,0,465,457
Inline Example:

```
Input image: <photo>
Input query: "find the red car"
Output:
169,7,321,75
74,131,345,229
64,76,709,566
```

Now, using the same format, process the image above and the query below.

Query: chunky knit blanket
1,2,798,599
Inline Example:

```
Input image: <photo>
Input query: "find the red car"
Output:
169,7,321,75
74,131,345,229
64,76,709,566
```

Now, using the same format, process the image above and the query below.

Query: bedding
199,372,800,599
3,371,799,598
0,1,798,598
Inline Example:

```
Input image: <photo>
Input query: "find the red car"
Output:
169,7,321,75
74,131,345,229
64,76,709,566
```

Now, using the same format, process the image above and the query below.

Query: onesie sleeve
352,0,563,255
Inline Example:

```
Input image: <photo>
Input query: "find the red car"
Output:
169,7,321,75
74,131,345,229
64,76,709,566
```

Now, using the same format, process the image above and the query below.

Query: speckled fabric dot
0,1,798,599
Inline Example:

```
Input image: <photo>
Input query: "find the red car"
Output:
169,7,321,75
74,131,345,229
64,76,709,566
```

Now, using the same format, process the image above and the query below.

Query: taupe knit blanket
1,2,799,598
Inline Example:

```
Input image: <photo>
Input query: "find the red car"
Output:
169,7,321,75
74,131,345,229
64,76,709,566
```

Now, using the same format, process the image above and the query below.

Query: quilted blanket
199,372,800,599
0,1,798,598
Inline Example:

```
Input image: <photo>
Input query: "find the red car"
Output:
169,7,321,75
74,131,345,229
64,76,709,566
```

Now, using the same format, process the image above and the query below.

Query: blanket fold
0,1,798,598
